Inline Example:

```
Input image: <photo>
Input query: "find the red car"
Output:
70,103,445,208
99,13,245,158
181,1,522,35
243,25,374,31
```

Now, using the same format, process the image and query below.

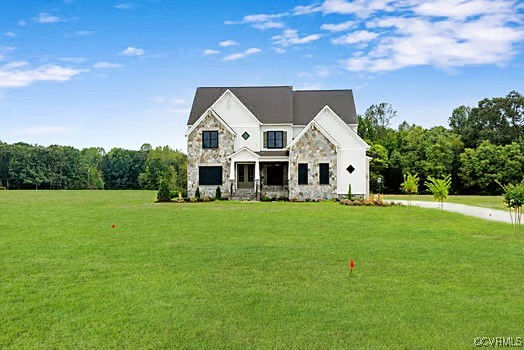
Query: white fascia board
185,108,236,137
228,146,260,159
317,105,370,151
287,119,341,149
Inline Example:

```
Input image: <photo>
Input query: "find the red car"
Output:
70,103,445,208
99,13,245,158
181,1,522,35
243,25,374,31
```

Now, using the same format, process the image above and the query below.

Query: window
298,163,308,185
319,163,329,185
199,166,222,185
267,131,284,149
242,132,250,140
202,131,218,149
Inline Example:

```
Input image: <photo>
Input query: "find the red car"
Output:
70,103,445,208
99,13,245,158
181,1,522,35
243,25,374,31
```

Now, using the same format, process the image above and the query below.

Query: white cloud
223,48,261,61
18,20,27,27
225,13,287,30
73,30,95,36
122,47,145,56
296,82,322,90
203,49,220,56
0,62,83,88
5,32,16,38
36,13,62,24
331,30,379,45
13,126,75,136
293,4,322,15
219,40,239,47
321,20,356,32
93,62,122,69
297,65,331,78
59,57,87,63
345,12,524,72
321,0,397,18
272,29,322,46
273,47,287,54
115,3,134,10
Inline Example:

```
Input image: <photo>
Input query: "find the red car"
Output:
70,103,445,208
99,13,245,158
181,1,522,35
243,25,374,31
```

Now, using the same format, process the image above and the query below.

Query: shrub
215,186,222,200
400,173,419,206
261,196,271,202
498,180,524,234
425,175,451,209
195,187,201,199
171,191,179,199
203,196,211,202
347,184,352,199
339,196,402,207
157,179,172,202
189,197,197,203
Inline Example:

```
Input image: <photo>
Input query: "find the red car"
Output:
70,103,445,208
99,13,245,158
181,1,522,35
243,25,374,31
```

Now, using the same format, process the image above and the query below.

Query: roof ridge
294,89,353,92
197,86,292,89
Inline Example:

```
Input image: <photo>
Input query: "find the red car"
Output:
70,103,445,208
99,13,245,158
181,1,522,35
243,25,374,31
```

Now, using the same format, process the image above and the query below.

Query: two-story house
186,86,370,200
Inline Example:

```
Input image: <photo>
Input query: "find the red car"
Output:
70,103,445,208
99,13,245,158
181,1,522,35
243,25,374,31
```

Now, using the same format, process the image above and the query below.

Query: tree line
1,90,522,194
361,90,524,194
0,143,187,193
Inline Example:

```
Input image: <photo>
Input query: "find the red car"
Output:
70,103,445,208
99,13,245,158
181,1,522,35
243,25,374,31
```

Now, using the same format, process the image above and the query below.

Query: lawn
384,194,506,211
0,191,522,349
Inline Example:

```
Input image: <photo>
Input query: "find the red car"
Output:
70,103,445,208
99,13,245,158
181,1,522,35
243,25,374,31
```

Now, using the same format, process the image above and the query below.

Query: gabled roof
184,108,236,137
187,86,357,125
293,90,357,125
188,86,293,125
287,120,341,149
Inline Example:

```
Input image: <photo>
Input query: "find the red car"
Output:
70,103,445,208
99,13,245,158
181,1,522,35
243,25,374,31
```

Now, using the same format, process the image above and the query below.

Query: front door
266,164,284,186
237,164,255,189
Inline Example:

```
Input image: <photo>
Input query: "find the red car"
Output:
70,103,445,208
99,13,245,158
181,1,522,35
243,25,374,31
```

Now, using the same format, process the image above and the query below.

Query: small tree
425,175,451,210
195,187,201,199
157,179,172,202
348,184,352,199
499,180,524,234
400,173,419,206
215,186,222,200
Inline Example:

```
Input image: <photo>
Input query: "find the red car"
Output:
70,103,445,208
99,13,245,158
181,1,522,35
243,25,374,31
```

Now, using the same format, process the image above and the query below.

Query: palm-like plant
400,173,419,206
425,175,451,210
498,179,524,234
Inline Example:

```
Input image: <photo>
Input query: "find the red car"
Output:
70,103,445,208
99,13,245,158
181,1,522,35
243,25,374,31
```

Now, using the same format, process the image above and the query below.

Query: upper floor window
266,131,284,149
202,131,218,149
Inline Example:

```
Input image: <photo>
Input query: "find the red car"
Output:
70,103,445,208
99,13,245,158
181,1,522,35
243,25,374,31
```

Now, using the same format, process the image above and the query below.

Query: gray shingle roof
187,86,357,125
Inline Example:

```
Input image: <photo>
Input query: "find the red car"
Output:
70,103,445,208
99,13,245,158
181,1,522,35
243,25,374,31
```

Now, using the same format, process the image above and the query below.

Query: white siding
337,149,368,195
315,108,364,150
212,92,261,152
292,126,305,139
313,107,369,196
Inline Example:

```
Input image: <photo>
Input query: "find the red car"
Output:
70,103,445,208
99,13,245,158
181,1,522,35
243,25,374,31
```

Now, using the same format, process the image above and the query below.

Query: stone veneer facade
289,125,337,200
187,112,235,198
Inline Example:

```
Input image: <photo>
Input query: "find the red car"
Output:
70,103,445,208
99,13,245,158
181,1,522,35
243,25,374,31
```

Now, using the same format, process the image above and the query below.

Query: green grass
384,194,506,211
1,191,523,349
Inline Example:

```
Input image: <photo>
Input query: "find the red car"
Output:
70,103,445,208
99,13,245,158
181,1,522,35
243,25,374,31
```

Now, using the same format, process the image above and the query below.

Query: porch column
229,161,235,181
254,160,260,191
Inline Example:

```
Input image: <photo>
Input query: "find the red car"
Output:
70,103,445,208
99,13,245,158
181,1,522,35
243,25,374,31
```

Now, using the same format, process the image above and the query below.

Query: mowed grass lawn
384,194,506,211
0,191,523,349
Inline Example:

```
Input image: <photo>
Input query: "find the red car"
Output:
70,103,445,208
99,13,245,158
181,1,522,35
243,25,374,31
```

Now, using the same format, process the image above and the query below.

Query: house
185,86,370,200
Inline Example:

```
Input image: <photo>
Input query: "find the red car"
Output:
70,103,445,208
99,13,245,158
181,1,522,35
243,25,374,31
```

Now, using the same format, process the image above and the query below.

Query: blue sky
0,0,523,151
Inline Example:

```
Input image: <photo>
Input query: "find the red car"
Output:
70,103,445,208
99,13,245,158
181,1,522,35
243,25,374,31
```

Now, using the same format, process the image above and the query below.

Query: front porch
228,149,289,200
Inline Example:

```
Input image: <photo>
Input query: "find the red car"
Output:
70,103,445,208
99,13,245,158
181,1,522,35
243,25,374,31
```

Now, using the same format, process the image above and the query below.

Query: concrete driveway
391,200,512,224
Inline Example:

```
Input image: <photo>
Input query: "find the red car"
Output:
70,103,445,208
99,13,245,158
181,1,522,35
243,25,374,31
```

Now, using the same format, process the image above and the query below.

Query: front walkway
391,200,512,224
